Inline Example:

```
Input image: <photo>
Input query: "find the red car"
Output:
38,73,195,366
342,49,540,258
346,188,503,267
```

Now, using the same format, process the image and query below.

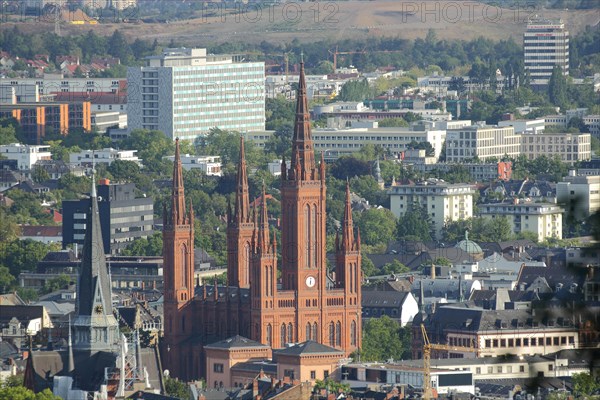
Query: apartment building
0,143,51,170
388,179,475,239
519,132,591,165
411,159,513,182
69,148,141,167
62,180,154,254
445,125,521,162
127,48,265,141
163,154,222,176
524,19,569,86
0,102,92,143
479,201,563,241
0,77,124,95
556,172,600,220
498,119,545,134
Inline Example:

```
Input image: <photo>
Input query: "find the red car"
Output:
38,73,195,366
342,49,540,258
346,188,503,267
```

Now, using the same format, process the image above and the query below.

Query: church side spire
258,184,271,253
290,62,316,180
342,182,355,251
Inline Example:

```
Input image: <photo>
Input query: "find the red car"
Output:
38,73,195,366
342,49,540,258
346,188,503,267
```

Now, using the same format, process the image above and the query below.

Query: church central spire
171,138,186,226
235,136,250,223
290,62,316,180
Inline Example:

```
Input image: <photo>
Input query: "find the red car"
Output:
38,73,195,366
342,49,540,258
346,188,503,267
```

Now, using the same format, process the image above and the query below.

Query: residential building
388,179,475,239
556,172,600,220
0,143,51,170
69,148,141,167
127,48,265,141
0,102,92,143
161,63,362,381
519,132,591,165
411,159,513,182
19,226,62,244
479,201,563,241
62,179,154,254
445,125,521,162
0,77,124,95
274,342,345,383
583,115,600,138
524,19,569,86
0,83,39,103
361,291,418,326
163,154,222,176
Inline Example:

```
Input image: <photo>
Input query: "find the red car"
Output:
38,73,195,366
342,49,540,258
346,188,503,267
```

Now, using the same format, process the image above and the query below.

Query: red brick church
162,63,362,381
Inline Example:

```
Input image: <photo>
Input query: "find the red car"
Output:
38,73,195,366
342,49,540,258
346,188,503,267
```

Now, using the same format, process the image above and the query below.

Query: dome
455,231,483,254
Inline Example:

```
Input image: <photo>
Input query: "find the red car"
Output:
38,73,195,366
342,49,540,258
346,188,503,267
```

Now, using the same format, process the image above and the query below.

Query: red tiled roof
20,225,62,237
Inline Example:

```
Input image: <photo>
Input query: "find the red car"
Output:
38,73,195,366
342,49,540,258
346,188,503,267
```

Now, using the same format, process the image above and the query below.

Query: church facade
162,63,362,381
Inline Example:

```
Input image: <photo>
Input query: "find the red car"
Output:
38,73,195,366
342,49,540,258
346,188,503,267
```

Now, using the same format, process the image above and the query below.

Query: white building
163,154,222,176
498,119,545,134
127,48,265,141
388,179,475,239
445,125,521,162
556,172,600,220
0,143,52,170
69,148,141,166
479,201,563,241
524,19,569,86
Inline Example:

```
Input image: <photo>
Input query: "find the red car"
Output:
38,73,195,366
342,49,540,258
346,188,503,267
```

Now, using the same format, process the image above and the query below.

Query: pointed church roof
76,173,112,318
234,136,250,224
290,62,316,179
171,138,186,226
342,182,355,251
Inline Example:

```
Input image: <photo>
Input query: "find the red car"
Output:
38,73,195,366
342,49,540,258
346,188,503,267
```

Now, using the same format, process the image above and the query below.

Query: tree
313,379,351,395
0,266,16,293
338,79,373,101
378,118,408,128
355,208,397,247
121,129,174,175
0,386,61,400
330,157,371,180
0,125,18,145
164,377,189,399
41,274,72,295
548,65,568,111
572,372,599,397
396,203,433,242
31,166,50,184
107,159,141,181
360,316,411,362
381,259,409,275
361,253,378,277
121,233,163,257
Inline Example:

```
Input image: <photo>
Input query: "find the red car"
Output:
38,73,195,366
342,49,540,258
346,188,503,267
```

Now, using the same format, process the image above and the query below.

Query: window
476,367,481,374
213,363,223,373
306,322,312,340
548,364,554,371
350,320,357,346
324,370,329,379
281,324,286,345
310,371,316,379
497,366,502,373
507,366,512,373
336,321,342,347
288,323,293,343
284,369,295,379
520,366,525,372
485,339,491,348
329,322,335,346
487,367,493,374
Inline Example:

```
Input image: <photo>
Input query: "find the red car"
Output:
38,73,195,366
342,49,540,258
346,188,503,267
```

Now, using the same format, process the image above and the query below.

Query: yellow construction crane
420,324,479,400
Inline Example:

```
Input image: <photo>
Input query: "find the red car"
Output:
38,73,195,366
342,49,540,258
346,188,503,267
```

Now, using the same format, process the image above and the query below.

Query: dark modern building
62,179,154,254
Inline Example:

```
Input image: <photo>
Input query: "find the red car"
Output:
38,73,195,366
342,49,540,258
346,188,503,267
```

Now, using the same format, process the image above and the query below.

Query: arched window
329,322,335,346
266,324,272,346
305,205,310,267
181,244,187,288
336,321,342,347
281,324,286,345
351,320,357,346
313,322,318,342
306,322,312,340
311,204,317,267
244,242,250,286
288,323,293,343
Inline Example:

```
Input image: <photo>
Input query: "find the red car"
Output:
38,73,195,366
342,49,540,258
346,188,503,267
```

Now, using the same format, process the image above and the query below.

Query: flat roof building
524,19,569,86
127,48,265,141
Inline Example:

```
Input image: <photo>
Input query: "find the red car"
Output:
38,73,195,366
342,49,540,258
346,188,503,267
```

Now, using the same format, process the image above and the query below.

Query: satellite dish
97,196,103,202
163,369,170,377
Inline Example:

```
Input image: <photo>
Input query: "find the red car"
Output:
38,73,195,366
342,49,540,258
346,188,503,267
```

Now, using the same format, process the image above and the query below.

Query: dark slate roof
230,361,277,375
193,285,251,304
516,264,587,292
0,341,18,358
0,305,45,325
204,335,269,350
127,391,179,400
274,341,342,356
362,290,410,307
42,249,78,262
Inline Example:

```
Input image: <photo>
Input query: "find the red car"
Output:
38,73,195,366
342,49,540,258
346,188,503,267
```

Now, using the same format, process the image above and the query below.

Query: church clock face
305,276,316,288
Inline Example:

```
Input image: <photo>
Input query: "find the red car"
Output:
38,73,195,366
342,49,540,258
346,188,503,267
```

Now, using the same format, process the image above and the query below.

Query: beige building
204,335,272,390
524,19,569,86
519,132,591,165
556,173,600,220
388,180,475,239
445,125,521,162
479,201,563,241
274,341,345,383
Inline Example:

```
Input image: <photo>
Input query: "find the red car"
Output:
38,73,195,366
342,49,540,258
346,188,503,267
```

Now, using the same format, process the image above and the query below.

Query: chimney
431,264,436,280
252,378,259,398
